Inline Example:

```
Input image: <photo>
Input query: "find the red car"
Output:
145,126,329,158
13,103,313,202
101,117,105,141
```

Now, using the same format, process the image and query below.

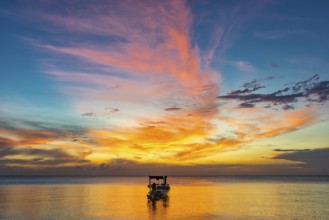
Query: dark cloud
0,118,86,136
243,80,265,90
270,63,279,68
23,148,74,159
0,144,16,157
238,102,255,108
0,118,91,169
0,118,94,148
82,112,95,117
164,107,181,111
0,145,75,159
306,80,329,103
105,107,119,112
0,118,93,165
0,158,89,166
1,157,328,176
282,104,295,110
219,93,301,104
0,145,90,168
0,120,16,130
0,137,15,147
272,147,329,173
229,79,265,96
273,149,310,152
218,75,329,110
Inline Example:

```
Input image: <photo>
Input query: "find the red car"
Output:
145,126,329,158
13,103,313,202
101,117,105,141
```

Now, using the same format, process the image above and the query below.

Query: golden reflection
1,178,329,219
147,197,170,219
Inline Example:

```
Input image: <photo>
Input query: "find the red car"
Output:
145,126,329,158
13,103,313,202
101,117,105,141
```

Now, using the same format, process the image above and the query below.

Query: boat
147,176,170,201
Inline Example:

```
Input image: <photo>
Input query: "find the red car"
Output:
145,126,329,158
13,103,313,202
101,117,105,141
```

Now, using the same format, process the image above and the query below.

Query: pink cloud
34,1,220,113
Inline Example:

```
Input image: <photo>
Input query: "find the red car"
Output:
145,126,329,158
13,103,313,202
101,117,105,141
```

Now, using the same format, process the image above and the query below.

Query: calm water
1,176,329,220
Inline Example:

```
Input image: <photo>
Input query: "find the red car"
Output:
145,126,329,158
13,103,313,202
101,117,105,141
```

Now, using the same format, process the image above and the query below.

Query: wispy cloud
30,1,220,119
254,30,308,40
232,60,257,73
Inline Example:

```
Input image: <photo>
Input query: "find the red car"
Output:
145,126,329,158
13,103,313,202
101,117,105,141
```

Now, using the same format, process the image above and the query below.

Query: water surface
0,176,328,219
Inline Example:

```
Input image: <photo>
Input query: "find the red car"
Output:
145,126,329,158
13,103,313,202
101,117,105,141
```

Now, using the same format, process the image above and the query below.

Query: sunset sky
1,0,329,175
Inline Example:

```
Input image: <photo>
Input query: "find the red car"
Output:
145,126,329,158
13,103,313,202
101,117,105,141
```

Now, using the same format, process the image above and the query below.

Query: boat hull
147,189,169,201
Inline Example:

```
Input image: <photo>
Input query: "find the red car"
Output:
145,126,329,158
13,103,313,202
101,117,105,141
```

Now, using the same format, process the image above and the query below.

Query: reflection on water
148,197,169,219
0,176,329,219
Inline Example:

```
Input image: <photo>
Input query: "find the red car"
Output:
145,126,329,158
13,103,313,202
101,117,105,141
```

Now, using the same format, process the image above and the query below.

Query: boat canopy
149,176,166,179
148,176,167,184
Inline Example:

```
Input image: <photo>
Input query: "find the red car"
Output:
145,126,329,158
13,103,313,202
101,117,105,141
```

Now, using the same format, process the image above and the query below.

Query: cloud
82,112,95,117
105,107,119,112
1,146,71,159
0,124,81,146
273,149,310,152
0,144,90,168
215,106,319,156
0,118,94,148
232,60,257,73
228,79,265,96
172,137,244,161
0,118,93,167
218,75,329,110
238,103,255,108
198,1,268,63
272,147,329,173
1,157,328,176
0,158,89,167
164,107,181,111
0,137,15,148
0,117,85,134
0,118,93,168
254,30,307,40
33,1,217,85
282,104,294,110
27,0,221,126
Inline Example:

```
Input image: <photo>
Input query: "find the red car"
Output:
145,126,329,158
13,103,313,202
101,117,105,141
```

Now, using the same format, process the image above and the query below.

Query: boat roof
149,175,167,179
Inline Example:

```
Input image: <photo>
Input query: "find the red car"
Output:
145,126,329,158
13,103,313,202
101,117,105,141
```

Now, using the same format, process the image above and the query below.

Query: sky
0,0,329,176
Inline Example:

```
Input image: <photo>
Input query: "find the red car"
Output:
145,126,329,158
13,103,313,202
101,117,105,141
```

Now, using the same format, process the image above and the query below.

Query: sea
1,176,329,220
